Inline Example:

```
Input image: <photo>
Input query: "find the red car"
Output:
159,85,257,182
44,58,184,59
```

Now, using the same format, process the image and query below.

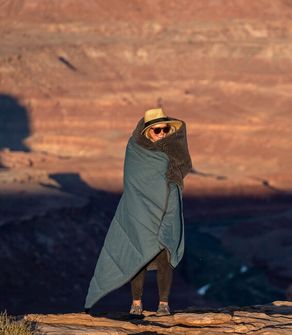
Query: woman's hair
144,124,176,140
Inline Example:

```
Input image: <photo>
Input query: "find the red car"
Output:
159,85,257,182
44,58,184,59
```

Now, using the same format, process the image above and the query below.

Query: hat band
144,117,171,128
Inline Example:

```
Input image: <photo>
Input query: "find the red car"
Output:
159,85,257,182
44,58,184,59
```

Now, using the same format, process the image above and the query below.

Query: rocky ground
24,301,292,335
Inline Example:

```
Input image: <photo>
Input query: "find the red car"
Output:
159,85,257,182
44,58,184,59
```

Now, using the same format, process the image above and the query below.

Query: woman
84,108,192,316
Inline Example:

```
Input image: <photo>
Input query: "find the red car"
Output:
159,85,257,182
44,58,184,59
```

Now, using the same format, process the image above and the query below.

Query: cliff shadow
0,94,31,167
40,172,105,199
0,171,291,315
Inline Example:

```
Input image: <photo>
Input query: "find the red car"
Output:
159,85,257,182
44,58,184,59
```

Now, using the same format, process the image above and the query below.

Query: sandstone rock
24,300,292,335
172,311,232,326
1,0,292,194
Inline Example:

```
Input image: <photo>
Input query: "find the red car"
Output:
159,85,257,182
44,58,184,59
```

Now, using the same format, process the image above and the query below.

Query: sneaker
129,302,143,315
156,303,171,316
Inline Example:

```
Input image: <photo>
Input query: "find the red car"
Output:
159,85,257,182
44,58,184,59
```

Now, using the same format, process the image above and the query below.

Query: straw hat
141,108,182,136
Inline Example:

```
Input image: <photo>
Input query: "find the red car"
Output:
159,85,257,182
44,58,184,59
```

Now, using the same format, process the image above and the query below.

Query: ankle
159,301,168,305
132,299,142,305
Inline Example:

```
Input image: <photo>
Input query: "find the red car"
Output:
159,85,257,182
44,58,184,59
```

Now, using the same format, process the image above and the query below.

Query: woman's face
148,123,171,142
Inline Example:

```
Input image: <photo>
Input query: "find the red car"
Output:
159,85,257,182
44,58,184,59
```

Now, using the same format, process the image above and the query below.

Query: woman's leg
156,249,173,303
130,266,147,303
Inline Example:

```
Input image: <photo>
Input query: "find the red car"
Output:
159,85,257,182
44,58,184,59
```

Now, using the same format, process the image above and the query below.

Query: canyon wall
1,0,292,193
0,0,292,314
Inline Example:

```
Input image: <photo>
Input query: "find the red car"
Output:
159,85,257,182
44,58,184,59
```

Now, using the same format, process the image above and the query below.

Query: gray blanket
84,118,192,309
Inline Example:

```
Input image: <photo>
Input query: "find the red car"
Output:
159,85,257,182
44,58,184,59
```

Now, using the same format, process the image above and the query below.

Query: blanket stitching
129,139,169,169
127,181,164,221
113,217,143,257
103,244,125,275
85,249,164,308
92,273,101,291
127,210,158,235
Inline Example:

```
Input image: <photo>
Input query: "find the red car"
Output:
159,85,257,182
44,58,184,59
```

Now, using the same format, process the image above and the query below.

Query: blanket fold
132,117,193,190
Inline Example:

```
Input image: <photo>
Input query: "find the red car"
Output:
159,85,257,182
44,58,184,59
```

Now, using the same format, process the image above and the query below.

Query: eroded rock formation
1,0,292,316
1,0,292,193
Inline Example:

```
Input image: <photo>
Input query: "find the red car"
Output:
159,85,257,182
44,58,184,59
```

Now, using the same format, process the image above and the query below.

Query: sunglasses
150,126,171,135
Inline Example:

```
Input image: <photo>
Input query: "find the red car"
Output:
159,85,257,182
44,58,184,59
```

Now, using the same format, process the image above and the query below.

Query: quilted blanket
84,118,192,309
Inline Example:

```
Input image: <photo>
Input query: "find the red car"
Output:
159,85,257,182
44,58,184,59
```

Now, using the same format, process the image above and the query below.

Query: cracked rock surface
24,301,292,335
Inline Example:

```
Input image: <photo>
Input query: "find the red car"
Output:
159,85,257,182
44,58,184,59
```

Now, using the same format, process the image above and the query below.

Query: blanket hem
84,249,164,309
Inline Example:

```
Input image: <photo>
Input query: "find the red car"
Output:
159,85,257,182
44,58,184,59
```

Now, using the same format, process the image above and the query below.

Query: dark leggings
130,249,173,302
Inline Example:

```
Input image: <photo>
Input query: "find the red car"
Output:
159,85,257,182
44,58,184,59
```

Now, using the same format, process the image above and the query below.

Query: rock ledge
24,300,292,334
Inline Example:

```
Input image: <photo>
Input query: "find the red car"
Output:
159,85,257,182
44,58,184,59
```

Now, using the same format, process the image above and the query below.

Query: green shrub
0,311,33,335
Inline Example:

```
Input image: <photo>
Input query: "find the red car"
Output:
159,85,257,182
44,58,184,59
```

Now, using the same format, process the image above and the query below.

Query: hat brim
141,119,182,135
